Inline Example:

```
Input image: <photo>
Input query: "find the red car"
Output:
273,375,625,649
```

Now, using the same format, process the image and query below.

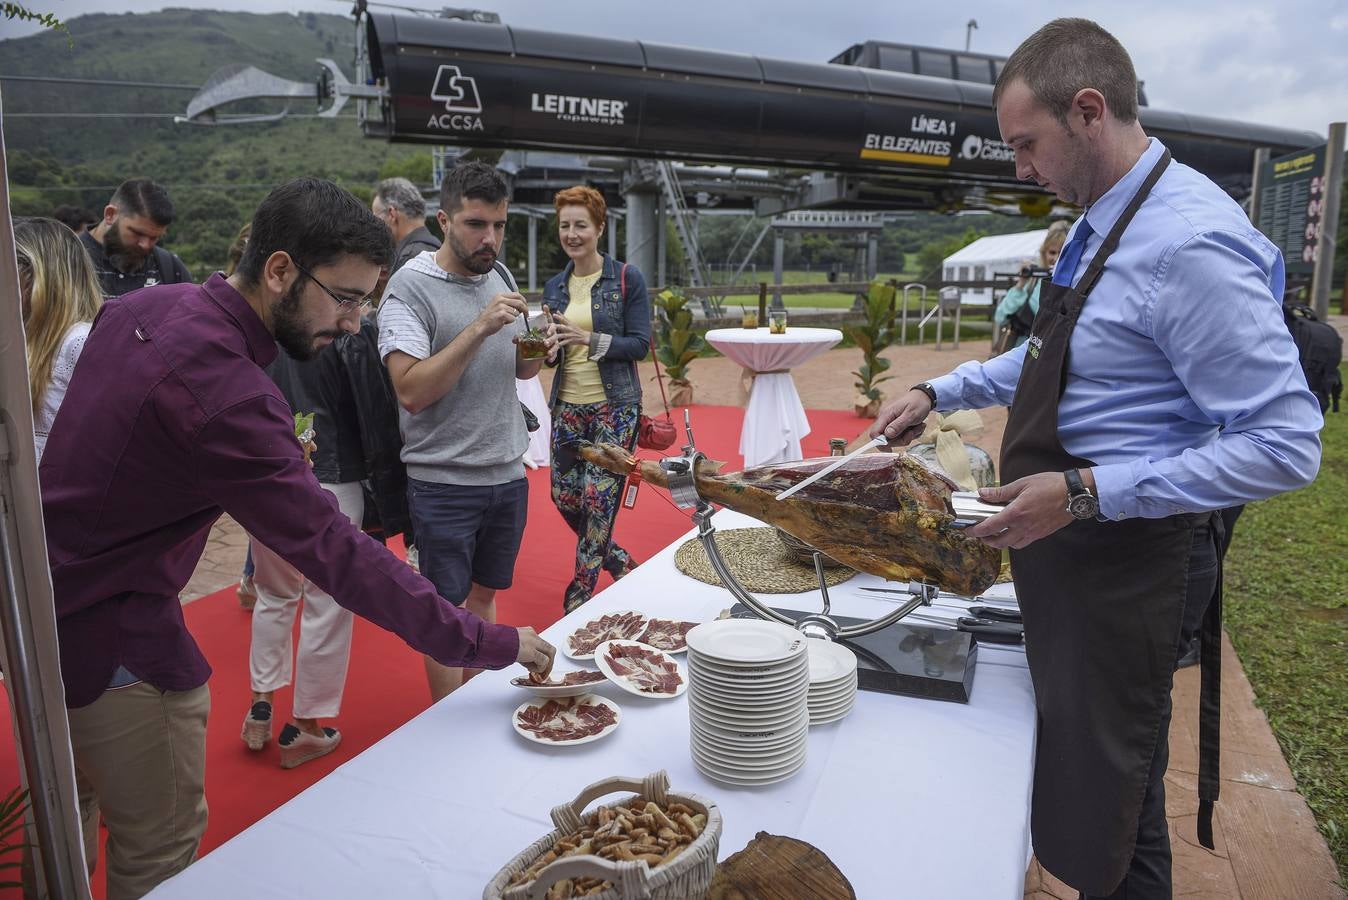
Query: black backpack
1283,304,1342,414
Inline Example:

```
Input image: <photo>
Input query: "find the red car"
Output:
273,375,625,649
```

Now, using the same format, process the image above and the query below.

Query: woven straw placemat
674,527,857,593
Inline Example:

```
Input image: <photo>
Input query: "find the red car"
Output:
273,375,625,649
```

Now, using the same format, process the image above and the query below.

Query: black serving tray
728,604,977,703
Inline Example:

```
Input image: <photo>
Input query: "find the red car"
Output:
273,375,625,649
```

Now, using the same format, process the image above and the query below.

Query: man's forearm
394,323,486,413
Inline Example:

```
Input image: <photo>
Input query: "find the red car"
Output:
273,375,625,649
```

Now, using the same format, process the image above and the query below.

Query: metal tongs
949,491,1006,528
775,434,888,501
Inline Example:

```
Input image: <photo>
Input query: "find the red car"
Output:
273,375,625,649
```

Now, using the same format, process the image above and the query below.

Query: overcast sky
2,0,1345,134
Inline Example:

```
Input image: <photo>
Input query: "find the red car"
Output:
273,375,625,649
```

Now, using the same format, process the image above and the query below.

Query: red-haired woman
542,186,652,613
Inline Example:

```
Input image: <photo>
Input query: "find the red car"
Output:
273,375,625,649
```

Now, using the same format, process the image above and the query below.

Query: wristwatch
1064,469,1099,520
911,382,938,407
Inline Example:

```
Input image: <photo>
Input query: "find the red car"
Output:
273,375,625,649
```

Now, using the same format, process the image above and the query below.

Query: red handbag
619,263,678,451
638,354,678,450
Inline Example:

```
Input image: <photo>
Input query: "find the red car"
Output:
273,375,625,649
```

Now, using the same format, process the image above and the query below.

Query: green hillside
2,9,426,276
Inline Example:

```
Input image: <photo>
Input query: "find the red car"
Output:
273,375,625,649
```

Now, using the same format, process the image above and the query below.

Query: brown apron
1000,150,1222,893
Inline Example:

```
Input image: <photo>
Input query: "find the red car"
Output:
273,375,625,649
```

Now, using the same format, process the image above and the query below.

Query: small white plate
689,665,810,695
686,620,807,665
809,703,856,726
692,746,807,785
594,640,687,699
806,640,858,685
510,669,611,698
562,610,648,661
512,694,621,747
694,739,807,771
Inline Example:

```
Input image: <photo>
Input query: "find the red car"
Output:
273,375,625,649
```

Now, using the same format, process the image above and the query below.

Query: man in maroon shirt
39,178,555,899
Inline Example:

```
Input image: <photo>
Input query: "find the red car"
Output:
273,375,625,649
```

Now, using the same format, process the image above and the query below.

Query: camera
1019,266,1053,279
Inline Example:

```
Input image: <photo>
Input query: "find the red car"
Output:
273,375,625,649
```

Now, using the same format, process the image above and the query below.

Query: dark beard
273,279,338,361
448,229,496,275
102,222,149,274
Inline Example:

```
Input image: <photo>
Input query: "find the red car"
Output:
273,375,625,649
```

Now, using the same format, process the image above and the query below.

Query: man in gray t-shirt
378,162,553,703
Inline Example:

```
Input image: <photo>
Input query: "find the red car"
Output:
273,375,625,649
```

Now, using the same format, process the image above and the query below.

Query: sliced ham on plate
563,610,648,660
636,619,700,653
595,640,687,699
509,670,609,698
512,694,621,746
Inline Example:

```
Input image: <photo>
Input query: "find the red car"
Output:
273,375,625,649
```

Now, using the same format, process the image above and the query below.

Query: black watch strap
911,382,938,406
1064,468,1087,496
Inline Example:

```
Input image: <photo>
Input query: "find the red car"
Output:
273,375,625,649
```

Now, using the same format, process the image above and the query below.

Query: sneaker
237,574,257,610
278,723,342,769
241,700,272,751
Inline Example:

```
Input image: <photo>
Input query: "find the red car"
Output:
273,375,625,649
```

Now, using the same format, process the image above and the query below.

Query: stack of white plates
685,619,810,786
806,639,858,725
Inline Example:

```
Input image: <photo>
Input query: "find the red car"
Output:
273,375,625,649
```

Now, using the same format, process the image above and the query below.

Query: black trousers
1082,520,1221,900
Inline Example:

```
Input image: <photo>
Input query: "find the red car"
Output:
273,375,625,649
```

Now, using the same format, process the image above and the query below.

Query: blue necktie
1051,221,1093,287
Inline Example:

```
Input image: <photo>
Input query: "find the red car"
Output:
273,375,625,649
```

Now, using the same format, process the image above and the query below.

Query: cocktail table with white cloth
704,327,842,467
148,511,1035,900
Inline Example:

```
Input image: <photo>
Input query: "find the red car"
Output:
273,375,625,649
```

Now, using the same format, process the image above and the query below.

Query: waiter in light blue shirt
873,19,1322,900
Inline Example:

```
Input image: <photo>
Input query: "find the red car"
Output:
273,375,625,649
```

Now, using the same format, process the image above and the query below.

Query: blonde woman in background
992,220,1071,354
17,217,104,462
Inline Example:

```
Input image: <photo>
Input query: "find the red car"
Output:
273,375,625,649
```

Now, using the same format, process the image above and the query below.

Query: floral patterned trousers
551,401,641,613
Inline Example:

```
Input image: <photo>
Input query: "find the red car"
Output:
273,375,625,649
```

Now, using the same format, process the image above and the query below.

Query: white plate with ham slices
634,618,700,654
509,669,610,698
593,640,687,699
562,610,648,661
512,694,622,747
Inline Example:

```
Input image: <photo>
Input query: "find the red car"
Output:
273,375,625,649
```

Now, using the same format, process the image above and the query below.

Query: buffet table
703,327,842,467
149,511,1036,899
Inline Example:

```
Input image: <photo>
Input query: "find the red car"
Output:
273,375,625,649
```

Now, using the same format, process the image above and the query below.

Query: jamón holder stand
660,410,938,643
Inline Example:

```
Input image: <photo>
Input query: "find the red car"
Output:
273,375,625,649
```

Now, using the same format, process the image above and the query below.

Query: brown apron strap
1197,510,1225,848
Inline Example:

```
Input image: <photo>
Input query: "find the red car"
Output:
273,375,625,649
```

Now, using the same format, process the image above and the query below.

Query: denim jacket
542,253,651,407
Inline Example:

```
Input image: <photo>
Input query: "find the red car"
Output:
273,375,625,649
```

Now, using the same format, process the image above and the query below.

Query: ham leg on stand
579,444,1001,597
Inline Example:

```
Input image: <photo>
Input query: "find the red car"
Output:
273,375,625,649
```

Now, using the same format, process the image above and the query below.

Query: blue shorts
407,477,529,605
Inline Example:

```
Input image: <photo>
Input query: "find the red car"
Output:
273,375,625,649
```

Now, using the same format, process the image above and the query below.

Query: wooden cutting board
707,832,855,899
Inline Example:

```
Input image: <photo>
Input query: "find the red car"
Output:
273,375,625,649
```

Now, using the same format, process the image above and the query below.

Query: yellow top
558,269,607,404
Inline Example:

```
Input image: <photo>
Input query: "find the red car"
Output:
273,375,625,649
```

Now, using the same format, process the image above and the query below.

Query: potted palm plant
652,287,706,407
844,281,898,417
0,787,31,891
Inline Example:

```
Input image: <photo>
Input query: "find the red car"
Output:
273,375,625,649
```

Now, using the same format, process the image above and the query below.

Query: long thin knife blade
775,434,887,501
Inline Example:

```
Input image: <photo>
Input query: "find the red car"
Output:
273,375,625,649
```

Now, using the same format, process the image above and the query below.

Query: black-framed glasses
292,261,373,314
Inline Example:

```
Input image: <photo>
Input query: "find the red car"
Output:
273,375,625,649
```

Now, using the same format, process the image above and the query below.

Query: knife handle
968,606,1022,624
957,619,1024,644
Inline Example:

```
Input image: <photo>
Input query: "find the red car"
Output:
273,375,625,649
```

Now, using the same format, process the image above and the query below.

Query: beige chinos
66,681,209,899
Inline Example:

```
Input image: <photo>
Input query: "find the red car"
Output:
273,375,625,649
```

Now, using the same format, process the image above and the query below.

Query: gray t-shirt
377,251,527,486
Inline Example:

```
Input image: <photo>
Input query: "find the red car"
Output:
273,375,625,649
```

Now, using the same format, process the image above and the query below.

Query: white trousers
248,480,364,719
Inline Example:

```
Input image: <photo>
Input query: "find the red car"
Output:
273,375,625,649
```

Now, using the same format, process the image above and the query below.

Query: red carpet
0,404,864,897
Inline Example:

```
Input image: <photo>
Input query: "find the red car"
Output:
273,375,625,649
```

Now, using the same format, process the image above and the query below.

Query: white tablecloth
704,327,842,467
516,376,551,468
149,511,1035,900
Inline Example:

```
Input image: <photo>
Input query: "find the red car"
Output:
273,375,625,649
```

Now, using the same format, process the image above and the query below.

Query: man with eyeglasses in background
379,162,552,703
371,176,441,275
39,178,555,898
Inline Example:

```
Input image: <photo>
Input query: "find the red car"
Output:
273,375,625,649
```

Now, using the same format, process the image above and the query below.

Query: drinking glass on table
741,307,759,329
769,309,788,334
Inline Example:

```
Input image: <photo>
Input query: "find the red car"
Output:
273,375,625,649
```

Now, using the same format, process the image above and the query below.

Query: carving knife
775,434,888,501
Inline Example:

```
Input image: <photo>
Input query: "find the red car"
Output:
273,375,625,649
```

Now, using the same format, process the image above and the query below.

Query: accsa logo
960,134,1015,163
427,65,484,131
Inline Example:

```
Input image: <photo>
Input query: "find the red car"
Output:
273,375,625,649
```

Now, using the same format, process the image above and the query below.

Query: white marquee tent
942,228,1048,307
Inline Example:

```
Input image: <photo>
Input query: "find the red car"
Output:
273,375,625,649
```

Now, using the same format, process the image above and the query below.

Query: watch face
1069,494,1099,519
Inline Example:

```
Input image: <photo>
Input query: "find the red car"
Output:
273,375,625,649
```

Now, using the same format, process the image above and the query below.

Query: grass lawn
1223,369,1347,883
707,270,929,310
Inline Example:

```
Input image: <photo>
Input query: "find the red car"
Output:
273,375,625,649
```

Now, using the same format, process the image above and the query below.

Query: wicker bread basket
483,770,722,900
